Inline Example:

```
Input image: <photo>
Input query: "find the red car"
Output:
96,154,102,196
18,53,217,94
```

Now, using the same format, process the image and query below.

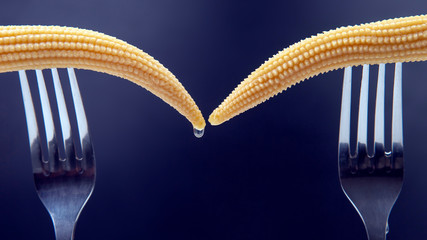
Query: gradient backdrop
0,0,426,239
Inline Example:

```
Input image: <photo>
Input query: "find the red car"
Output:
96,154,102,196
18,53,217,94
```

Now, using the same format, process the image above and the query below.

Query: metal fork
19,68,96,240
338,63,404,240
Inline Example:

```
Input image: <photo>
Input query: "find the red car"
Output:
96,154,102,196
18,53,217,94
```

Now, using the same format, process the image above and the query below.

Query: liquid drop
193,127,204,138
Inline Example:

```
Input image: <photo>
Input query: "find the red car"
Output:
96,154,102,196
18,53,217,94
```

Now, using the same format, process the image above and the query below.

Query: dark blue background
0,0,426,239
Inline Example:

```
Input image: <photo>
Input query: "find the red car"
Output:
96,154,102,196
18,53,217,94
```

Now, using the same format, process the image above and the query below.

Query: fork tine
51,68,76,171
392,63,403,169
339,67,352,145
374,64,385,153
19,70,46,175
67,68,95,171
35,70,59,172
357,65,370,155
338,66,352,172
374,64,386,171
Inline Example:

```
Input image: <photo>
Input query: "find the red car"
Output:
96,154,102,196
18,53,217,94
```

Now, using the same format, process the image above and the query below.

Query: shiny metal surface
338,63,403,240
19,69,95,240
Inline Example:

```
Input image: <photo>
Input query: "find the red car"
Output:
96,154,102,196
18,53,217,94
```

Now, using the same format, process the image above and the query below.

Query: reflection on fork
19,68,96,240
338,63,404,240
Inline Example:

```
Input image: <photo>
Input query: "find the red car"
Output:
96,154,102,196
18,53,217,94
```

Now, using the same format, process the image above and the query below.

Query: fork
19,68,96,240
338,63,404,240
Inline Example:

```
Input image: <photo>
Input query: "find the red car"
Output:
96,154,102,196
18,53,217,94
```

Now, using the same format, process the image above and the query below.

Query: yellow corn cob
209,14,427,126
0,25,206,130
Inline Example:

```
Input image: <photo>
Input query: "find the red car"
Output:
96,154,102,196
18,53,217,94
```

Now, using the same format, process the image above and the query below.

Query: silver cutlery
19,68,95,240
338,63,404,240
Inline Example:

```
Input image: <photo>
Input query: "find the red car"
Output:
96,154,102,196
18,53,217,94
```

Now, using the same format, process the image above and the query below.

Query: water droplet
193,127,204,138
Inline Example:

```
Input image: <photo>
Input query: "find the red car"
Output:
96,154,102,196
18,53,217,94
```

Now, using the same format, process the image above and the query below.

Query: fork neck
52,217,77,240
365,222,387,240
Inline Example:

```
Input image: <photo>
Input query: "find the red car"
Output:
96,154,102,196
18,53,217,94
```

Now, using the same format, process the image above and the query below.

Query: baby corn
0,25,206,130
209,15,427,126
